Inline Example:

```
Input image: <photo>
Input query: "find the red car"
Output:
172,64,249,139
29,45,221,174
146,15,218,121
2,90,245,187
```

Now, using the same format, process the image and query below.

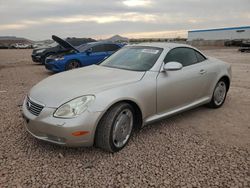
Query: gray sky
0,0,249,40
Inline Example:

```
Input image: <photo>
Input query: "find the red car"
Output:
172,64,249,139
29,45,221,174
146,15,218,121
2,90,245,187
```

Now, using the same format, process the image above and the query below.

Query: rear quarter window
91,45,104,52
195,51,206,62
103,44,120,51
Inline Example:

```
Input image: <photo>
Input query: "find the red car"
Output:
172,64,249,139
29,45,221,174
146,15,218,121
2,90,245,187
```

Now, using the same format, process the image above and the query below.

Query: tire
207,79,228,108
95,103,135,152
66,60,80,70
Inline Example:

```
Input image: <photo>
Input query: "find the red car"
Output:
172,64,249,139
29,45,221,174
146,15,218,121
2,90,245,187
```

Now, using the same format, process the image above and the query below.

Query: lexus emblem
27,101,31,110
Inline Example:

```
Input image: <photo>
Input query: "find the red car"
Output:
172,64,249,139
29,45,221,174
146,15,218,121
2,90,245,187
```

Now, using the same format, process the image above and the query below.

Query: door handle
199,69,206,74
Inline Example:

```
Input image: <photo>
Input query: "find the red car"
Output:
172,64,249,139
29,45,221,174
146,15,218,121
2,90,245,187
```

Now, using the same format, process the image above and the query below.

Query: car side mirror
86,48,92,55
163,62,183,71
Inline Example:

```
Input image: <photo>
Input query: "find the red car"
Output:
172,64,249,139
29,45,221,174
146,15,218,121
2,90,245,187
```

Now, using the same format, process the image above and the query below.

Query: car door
193,50,215,98
84,44,107,65
156,47,209,114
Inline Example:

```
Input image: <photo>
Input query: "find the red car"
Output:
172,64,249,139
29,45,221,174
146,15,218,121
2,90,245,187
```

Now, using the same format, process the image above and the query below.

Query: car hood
49,51,76,59
29,65,145,108
52,35,79,53
33,46,49,51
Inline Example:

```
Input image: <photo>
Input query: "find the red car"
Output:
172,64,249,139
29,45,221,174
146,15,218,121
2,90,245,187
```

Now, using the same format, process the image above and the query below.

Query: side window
195,51,206,62
103,44,120,51
91,45,104,53
164,47,198,67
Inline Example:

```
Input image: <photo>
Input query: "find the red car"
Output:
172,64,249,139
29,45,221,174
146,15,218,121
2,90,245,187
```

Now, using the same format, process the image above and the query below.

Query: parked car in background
239,41,250,52
31,35,96,64
11,43,32,49
23,43,231,152
45,40,123,72
0,44,9,49
224,39,243,47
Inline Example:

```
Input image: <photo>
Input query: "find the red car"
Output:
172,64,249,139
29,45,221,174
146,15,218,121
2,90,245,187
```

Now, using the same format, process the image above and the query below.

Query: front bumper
22,97,102,147
31,54,41,62
45,61,65,73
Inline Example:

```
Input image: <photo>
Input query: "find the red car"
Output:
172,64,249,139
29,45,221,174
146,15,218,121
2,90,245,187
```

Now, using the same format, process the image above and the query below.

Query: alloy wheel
214,81,226,106
68,60,80,69
112,109,134,148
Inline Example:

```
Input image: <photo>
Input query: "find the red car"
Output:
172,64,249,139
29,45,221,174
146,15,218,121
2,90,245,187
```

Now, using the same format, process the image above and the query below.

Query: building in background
188,26,250,41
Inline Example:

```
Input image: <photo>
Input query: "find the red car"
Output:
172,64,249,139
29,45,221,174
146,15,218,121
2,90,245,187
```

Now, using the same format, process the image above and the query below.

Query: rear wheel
208,79,227,108
66,60,80,70
95,103,134,152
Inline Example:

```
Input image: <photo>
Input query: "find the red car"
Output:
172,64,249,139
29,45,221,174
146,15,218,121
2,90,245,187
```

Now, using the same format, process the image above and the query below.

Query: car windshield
76,44,89,52
100,46,163,71
77,43,98,52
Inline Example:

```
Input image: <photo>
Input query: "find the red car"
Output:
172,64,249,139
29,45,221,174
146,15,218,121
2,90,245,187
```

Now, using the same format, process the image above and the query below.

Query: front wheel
208,80,227,108
66,60,80,70
95,103,134,152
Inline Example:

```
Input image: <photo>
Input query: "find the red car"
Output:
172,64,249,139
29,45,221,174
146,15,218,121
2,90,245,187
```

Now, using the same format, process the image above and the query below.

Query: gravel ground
0,48,250,187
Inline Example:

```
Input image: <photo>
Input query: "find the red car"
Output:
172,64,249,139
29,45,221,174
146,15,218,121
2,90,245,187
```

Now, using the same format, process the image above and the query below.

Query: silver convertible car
22,43,232,152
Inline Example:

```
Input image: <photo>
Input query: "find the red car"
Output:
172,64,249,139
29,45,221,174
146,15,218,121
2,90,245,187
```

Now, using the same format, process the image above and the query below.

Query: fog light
47,135,65,143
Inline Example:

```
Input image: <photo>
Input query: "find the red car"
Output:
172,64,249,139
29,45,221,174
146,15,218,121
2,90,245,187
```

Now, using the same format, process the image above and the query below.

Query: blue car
45,36,123,72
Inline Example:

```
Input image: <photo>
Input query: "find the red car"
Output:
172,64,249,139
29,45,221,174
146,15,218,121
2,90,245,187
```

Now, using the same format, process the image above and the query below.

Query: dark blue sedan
45,41,123,73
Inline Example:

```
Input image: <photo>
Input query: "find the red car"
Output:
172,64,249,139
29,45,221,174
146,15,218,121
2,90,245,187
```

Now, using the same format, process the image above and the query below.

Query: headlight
54,95,95,118
36,49,45,53
55,57,64,61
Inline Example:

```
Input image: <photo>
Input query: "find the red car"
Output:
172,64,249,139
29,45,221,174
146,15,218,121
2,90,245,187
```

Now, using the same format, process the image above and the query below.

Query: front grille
26,97,44,116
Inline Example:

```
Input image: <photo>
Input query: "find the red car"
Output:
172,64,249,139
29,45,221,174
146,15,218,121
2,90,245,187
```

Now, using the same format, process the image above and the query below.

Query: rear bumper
22,97,102,147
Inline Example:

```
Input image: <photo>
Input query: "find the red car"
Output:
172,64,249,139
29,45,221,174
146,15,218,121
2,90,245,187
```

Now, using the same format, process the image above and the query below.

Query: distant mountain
0,36,33,48
0,36,16,39
0,36,32,41
105,35,129,42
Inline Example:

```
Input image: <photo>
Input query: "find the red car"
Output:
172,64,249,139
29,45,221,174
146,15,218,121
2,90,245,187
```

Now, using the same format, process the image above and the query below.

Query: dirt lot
0,48,249,187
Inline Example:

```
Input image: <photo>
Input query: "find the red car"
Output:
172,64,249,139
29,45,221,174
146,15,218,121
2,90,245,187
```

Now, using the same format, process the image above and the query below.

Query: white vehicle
12,43,30,49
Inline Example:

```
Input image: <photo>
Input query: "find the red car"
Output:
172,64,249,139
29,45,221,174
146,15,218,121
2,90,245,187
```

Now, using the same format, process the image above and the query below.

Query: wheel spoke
112,109,133,148
214,81,226,106
68,61,79,70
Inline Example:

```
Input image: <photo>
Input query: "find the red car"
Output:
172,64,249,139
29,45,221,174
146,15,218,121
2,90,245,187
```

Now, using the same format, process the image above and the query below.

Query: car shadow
18,104,220,172
134,105,210,136
45,71,54,76
31,63,43,66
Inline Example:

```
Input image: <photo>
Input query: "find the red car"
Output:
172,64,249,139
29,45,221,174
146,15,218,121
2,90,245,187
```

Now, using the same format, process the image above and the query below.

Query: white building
188,26,250,41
